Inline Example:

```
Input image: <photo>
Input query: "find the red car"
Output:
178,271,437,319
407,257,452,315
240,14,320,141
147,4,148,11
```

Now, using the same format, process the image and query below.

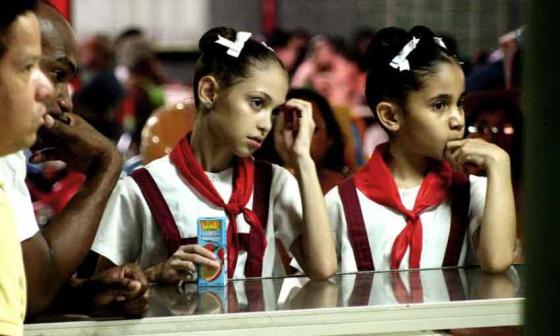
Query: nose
33,68,54,103
449,107,465,132
58,84,73,113
257,110,273,135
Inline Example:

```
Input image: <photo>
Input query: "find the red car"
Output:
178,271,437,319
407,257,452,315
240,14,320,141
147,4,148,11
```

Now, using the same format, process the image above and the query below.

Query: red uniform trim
348,273,374,306
131,161,276,277
443,173,471,266
131,168,182,256
443,268,467,301
340,174,471,270
339,178,375,271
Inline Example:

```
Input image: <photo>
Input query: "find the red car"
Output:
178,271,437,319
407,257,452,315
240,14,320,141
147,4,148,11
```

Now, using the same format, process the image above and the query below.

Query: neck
386,142,434,188
190,118,234,173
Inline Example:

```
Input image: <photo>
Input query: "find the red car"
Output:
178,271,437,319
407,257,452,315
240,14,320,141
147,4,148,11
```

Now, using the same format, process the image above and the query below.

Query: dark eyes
431,98,465,111
24,63,35,72
49,68,71,83
50,69,65,82
23,58,40,73
432,101,447,111
250,98,265,110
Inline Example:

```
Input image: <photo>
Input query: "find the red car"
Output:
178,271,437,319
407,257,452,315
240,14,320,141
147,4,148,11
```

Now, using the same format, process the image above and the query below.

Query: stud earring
203,101,213,110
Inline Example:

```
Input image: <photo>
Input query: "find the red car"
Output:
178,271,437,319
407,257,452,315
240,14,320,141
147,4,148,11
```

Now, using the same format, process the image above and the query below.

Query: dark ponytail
365,25,459,114
193,26,284,109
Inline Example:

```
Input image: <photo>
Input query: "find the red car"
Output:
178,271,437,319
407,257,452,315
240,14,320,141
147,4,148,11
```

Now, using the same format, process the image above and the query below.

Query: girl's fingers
283,99,314,149
173,245,221,269
447,146,486,174
447,146,463,165
171,254,219,269
169,259,195,272
282,129,294,147
463,154,485,167
275,106,286,131
444,146,456,162
284,99,313,127
275,109,292,146
180,244,217,260
189,254,221,269
446,146,472,173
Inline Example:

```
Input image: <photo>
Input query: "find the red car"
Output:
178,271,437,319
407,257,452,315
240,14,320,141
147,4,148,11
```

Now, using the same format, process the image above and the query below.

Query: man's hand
30,113,121,174
82,263,150,317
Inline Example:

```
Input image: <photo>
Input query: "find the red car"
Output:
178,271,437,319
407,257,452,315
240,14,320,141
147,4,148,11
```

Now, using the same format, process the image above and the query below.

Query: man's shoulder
0,151,26,174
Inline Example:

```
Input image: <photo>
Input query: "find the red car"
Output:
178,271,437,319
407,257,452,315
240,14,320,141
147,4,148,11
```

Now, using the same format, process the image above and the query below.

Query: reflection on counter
26,266,523,336
143,265,522,318
28,265,523,322
341,265,521,307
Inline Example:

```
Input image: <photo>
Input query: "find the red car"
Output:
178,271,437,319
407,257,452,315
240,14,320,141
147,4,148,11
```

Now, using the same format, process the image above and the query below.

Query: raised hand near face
445,138,511,176
30,113,121,174
274,98,316,167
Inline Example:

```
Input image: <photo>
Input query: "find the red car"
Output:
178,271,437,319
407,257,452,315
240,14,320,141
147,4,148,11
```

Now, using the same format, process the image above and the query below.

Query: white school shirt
0,151,39,242
92,155,303,279
325,175,487,273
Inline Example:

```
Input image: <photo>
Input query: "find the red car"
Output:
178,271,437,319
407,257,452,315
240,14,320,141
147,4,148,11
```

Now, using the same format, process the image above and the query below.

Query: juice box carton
197,217,227,287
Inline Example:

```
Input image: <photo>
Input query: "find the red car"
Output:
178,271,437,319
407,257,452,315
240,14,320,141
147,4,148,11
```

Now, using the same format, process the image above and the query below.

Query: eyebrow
26,55,41,63
429,92,466,102
254,91,273,101
429,94,451,102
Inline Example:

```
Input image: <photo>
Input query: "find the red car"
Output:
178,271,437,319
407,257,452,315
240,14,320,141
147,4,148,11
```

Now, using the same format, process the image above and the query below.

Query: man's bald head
36,0,78,117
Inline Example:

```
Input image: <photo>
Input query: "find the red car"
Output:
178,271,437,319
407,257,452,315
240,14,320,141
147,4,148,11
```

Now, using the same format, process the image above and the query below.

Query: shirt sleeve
0,185,26,336
91,176,146,266
270,165,303,251
0,152,39,242
15,184,39,242
465,175,489,265
467,175,488,237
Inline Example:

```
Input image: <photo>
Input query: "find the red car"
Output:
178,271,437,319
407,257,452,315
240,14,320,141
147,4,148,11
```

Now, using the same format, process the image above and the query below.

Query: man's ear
198,75,220,110
376,101,402,133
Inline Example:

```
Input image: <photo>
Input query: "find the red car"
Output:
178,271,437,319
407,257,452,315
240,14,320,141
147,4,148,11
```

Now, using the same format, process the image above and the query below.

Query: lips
247,136,263,149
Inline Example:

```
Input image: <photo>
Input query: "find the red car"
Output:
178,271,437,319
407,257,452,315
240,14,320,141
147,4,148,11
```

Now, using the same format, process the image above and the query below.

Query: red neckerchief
169,135,267,278
354,143,452,269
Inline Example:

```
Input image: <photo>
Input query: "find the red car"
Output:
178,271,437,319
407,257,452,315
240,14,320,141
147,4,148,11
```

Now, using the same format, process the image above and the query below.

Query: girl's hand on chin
274,98,315,167
445,138,511,176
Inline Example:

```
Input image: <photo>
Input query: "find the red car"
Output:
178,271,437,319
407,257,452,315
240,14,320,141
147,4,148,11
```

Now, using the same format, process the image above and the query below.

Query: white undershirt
325,175,487,273
92,155,304,279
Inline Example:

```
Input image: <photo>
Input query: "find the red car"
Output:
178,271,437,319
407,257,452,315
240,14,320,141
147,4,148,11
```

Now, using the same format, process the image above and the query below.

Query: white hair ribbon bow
261,41,275,52
215,31,252,58
433,37,447,49
389,36,420,71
